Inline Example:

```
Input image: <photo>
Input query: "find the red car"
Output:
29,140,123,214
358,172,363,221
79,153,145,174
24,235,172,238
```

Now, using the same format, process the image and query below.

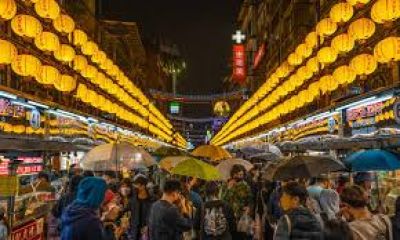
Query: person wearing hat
129,174,156,240
61,177,107,240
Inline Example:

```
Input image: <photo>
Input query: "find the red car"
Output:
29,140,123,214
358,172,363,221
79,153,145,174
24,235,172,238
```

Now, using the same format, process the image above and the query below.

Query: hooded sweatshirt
61,177,107,240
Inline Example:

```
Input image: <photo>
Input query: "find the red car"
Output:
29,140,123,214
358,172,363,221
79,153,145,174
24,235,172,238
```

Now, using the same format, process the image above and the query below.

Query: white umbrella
216,158,253,180
81,142,156,171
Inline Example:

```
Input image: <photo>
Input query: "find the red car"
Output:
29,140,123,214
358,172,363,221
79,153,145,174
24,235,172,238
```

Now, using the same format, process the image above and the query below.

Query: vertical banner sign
232,44,246,84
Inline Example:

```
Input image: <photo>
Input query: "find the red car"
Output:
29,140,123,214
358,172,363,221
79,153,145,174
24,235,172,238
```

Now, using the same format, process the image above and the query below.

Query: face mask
120,187,131,196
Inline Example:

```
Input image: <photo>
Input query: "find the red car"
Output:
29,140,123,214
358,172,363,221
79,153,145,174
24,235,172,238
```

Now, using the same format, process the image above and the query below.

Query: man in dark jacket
274,181,322,240
61,177,107,240
149,179,192,240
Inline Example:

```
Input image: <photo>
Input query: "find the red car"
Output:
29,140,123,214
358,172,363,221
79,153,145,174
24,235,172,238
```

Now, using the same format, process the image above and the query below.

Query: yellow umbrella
159,156,188,172
171,158,221,181
191,144,232,162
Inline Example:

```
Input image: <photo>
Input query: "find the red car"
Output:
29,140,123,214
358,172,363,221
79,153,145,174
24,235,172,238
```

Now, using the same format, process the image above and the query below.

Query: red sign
253,43,265,69
346,102,383,121
0,157,43,175
232,44,246,84
11,218,44,240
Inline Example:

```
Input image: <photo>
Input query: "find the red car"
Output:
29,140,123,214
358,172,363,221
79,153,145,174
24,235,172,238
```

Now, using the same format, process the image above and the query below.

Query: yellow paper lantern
0,39,17,64
275,62,290,78
100,58,113,70
330,2,354,23
11,15,43,38
36,65,59,85
107,64,119,77
81,41,98,56
73,29,88,47
305,31,321,49
371,0,400,24
297,66,313,81
319,75,337,93
76,83,87,99
54,44,76,62
350,54,377,75
53,14,75,34
11,54,41,77
333,65,356,85
347,0,370,6
317,47,337,64
82,65,97,79
374,37,400,63
296,43,312,58
54,74,76,92
288,53,303,66
316,18,337,37
13,125,25,134
331,33,355,53
0,0,17,20
34,0,60,20
306,57,320,74
34,31,60,52
73,55,88,72
348,18,375,41
92,50,106,64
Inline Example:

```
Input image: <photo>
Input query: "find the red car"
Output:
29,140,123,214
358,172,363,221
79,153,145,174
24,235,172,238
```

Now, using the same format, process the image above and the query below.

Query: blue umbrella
345,150,400,172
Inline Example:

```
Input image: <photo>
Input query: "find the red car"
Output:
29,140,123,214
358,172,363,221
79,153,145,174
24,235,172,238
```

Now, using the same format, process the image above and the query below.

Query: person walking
53,175,84,219
200,181,236,240
130,174,155,240
221,164,253,239
274,181,323,240
340,185,392,240
61,177,108,240
148,179,192,240
0,207,8,240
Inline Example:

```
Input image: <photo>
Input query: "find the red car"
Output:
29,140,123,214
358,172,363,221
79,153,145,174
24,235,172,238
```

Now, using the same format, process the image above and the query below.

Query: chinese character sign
232,44,246,84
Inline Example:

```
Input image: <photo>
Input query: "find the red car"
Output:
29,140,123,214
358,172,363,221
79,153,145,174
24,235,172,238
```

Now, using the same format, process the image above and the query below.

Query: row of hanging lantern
212,0,400,146
215,0,367,140
0,0,175,143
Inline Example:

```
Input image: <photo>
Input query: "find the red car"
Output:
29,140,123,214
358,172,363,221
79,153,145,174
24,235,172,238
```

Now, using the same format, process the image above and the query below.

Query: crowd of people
17,164,400,240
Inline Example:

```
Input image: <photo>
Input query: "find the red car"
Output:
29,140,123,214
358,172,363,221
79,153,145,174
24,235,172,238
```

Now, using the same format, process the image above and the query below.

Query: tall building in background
230,0,324,92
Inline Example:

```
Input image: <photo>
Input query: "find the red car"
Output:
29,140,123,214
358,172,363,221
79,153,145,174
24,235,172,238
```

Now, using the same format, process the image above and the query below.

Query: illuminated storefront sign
346,102,383,121
11,218,44,240
232,44,246,84
232,30,246,84
0,157,43,175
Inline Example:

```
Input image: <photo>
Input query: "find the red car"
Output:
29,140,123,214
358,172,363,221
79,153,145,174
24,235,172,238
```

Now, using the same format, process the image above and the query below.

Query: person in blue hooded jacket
61,177,107,240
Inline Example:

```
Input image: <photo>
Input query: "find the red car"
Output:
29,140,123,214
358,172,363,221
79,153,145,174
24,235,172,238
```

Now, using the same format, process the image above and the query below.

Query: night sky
102,0,241,95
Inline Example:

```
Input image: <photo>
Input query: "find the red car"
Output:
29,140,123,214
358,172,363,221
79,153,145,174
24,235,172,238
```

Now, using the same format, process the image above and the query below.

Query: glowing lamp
348,18,375,41
317,47,337,64
36,65,59,85
333,65,356,85
0,39,17,64
0,0,16,20
350,54,377,76
11,15,43,38
53,14,75,34
11,54,41,77
54,44,76,63
34,0,60,20
73,29,87,47
331,33,354,53
73,55,88,72
34,31,60,52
